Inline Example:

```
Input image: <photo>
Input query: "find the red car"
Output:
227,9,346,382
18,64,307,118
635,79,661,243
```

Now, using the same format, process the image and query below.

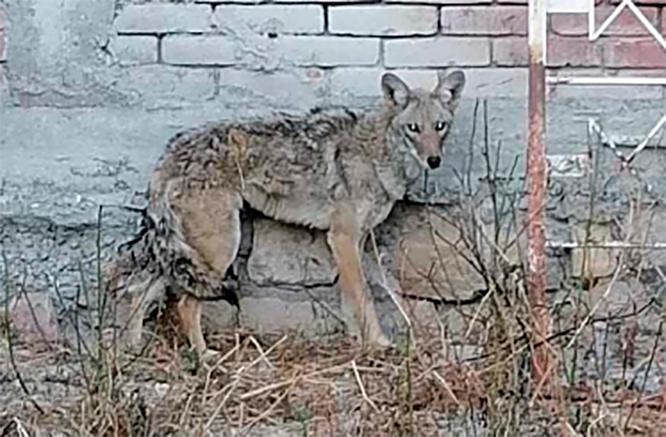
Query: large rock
7,292,60,349
202,300,239,333
247,219,336,287
238,296,342,336
395,226,484,302
571,221,619,280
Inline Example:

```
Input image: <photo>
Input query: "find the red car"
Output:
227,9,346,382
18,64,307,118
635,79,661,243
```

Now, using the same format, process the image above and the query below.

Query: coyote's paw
199,348,222,364
370,333,393,350
360,331,393,352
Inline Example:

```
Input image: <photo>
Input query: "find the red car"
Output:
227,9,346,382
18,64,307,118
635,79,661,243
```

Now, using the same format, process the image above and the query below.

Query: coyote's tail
105,185,239,308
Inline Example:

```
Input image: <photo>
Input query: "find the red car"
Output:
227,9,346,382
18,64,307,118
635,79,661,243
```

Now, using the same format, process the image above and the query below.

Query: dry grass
2,318,665,437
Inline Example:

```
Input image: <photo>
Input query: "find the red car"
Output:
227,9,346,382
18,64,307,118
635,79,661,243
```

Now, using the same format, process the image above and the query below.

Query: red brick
547,36,603,67
605,38,666,68
494,36,604,67
0,29,5,62
551,6,659,36
440,6,527,36
493,37,527,66
494,37,601,67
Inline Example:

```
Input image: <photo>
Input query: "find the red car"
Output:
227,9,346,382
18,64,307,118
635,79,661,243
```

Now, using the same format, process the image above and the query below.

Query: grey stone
239,296,340,336
247,219,336,287
202,300,238,333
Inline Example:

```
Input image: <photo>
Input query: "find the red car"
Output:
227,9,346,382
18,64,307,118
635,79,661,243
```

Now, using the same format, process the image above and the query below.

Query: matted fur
106,70,466,356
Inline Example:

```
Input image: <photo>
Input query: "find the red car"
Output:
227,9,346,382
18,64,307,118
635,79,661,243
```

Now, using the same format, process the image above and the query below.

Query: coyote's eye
406,123,420,133
435,121,447,132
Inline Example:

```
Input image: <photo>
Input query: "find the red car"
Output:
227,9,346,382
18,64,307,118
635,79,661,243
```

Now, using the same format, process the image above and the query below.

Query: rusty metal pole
527,0,552,385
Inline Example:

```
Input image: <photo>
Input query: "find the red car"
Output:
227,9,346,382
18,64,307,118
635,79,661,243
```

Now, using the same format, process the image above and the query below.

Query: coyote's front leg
327,204,390,348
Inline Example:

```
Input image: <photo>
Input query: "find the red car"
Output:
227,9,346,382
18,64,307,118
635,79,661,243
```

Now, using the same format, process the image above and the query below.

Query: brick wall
109,0,666,104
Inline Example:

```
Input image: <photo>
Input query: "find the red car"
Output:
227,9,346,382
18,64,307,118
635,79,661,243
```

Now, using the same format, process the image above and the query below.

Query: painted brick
110,36,157,66
214,5,324,34
499,0,604,4
218,68,327,109
328,6,438,36
495,36,603,67
551,6,659,36
384,37,490,67
162,35,237,65
0,29,5,62
200,0,492,3
440,6,527,36
279,36,379,66
330,67,526,99
162,35,379,67
387,0,491,3
116,66,216,106
394,68,528,98
493,37,527,66
431,68,527,97
547,69,663,100
611,0,666,4
115,4,212,34
605,38,666,68
201,0,365,3
329,68,391,100
548,36,603,67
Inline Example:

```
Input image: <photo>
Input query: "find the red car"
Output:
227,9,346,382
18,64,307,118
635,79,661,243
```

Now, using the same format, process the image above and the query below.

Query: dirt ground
1,305,665,437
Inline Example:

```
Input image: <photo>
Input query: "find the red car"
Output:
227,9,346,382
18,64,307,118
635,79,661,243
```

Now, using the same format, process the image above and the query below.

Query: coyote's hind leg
170,188,243,359
126,277,167,351
176,294,211,358
327,204,389,348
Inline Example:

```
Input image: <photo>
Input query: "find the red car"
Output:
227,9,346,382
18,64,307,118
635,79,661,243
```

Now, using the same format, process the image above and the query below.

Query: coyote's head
382,70,465,170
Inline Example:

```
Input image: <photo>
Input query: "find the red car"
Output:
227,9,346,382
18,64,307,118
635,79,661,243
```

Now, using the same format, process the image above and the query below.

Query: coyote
106,70,466,358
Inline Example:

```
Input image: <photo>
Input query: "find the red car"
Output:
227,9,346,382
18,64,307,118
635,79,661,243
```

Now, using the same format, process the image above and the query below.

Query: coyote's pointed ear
381,73,410,108
435,70,465,109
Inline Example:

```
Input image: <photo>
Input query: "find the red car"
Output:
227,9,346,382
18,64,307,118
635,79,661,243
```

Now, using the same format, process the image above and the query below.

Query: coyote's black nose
427,156,441,169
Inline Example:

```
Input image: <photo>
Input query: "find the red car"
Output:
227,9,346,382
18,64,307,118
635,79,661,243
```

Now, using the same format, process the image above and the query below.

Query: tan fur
106,70,466,356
